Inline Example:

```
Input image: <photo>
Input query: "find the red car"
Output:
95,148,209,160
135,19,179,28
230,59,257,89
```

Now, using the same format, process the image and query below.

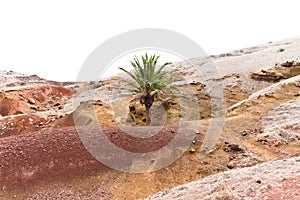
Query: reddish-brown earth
1,38,300,199
0,125,185,188
0,83,73,138
0,124,204,199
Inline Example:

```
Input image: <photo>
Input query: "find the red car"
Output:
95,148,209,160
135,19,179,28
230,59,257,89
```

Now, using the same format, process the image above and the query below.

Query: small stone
256,180,262,184
30,105,38,110
190,81,200,85
281,60,294,67
192,140,196,144
230,144,243,151
189,148,196,154
241,131,247,136
294,93,300,97
28,98,36,104
196,131,200,135
227,163,234,169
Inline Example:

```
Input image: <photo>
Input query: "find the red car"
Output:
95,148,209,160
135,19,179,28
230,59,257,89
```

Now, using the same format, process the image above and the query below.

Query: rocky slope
0,37,299,199
145,156,300,200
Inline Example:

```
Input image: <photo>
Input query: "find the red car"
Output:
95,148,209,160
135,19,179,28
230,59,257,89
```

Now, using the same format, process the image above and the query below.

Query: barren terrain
0,37,300,199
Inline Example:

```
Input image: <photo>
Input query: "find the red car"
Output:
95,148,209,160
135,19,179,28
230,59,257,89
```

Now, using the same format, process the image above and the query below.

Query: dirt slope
0,37,300,199
145,156,300,200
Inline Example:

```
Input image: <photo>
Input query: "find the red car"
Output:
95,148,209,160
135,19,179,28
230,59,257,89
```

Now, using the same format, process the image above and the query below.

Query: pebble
189,148,196,153
241,131,247,136
230,144,243,151
227,163,235,169
28,98,36,104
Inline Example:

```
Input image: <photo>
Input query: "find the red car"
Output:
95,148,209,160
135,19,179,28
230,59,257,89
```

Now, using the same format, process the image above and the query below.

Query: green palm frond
119,53,181,97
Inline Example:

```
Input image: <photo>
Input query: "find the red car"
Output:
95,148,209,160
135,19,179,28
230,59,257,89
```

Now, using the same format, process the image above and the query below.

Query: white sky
0,0,299,81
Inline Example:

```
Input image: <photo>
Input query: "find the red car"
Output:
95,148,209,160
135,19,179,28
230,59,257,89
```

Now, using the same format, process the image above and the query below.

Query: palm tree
119,53,180,125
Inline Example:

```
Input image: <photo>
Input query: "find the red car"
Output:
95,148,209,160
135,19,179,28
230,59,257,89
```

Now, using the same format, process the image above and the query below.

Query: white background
0,0,299,81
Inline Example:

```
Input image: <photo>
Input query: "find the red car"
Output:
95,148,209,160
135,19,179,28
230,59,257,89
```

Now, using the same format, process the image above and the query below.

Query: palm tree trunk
145,105,151,125
144,95,154,125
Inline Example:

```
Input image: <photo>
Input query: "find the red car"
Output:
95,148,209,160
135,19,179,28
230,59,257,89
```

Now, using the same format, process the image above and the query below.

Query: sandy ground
0,37,300,199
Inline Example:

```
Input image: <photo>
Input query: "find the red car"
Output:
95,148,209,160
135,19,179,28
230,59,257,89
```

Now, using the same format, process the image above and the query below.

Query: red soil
0,124,188,192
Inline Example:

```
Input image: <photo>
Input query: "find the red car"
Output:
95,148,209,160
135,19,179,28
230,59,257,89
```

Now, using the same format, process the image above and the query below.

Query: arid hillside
0,37,299,199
